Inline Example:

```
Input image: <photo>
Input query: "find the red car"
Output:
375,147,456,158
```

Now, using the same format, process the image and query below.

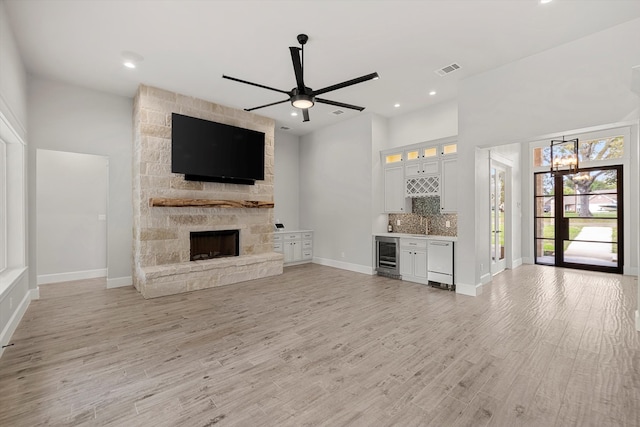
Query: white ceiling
5,0,640,135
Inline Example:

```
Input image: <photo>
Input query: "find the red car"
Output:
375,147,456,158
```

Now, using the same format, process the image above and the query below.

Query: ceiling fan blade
223,75,290,95
289,47,305,91
302,109,310,122
313,72,379,96
316,97,365,111
244,99,290,112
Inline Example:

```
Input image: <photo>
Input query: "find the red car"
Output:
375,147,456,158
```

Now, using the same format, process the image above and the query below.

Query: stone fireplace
190,230,239,261
132,85,283,298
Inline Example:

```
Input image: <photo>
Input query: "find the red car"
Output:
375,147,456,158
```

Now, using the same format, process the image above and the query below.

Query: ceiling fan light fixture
291,94,315,109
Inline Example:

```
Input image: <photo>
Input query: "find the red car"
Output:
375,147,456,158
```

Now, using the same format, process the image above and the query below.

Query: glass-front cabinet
405,145,439,177
381,137,458,213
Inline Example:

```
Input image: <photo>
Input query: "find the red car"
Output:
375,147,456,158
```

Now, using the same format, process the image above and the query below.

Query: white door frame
490,153,513,275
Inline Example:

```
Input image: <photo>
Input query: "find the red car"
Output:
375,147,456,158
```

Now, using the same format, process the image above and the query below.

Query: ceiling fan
222,34,379,122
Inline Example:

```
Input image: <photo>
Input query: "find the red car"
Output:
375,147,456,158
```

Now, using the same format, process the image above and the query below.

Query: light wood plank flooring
0,264,638,426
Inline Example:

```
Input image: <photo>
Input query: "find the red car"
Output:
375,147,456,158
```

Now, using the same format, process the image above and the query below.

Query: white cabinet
440,157,458,213
405,145,439,177
381,139,458,212
405,174,440,197
384,164,411,213
399,238,428,284
274,230,313,266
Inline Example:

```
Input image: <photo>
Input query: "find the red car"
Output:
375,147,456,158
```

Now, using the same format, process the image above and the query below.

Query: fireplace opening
190,230,239,261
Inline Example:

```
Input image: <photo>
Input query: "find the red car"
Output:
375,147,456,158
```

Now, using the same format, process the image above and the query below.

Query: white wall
386,100,458,149
300,114,374,273
36,150,108,284
459,18,640,147
457,18,640,290
28,77,133,288
274,130,300,230
0,0,31,356
371,114,389,235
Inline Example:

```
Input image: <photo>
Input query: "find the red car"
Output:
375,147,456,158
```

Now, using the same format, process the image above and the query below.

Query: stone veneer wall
132,85,283,298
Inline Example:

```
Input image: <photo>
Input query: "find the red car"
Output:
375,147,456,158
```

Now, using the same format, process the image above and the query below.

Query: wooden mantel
149,198,274,208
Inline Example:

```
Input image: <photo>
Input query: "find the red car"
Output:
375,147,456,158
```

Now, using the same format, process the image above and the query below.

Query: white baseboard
107,276,132,289
37,268,107,285
624,267,638,276
636,310,640,332
456,282,483,297
0,289,32,359
480,273,492,285
521,257,534,265
312,257,375,275
30,287,40,300
512,258,523,269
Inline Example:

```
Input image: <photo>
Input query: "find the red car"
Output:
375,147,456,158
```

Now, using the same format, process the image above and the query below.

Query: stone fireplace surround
133,85,283,298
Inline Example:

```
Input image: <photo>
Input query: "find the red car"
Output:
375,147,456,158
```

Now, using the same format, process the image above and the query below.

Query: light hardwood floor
0,264,638,426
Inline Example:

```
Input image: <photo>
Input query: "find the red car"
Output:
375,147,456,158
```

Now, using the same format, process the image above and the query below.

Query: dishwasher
427,240,455,291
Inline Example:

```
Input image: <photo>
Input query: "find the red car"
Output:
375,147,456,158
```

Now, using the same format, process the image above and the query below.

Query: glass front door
534,166,623,273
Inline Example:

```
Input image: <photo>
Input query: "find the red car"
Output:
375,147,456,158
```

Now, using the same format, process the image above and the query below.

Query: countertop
274,229,313,234
374,233,457,242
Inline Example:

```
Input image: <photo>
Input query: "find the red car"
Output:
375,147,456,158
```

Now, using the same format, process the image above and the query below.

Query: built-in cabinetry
274,230,313,266
383,152,412,213
440,157,458,213
399,238,428,284
387,234,455,288
381,138,457,212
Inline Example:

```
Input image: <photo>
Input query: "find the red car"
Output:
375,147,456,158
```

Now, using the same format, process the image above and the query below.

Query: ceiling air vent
332,109,345,115
435,63,461,77
280,126,290,130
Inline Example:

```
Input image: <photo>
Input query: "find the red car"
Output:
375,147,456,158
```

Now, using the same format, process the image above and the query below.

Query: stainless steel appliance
375,236,400,279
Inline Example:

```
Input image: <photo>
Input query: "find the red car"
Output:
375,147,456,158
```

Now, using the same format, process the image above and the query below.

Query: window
533,135,624,168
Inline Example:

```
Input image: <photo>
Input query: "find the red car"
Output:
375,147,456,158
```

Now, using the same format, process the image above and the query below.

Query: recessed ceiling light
429,91,437,96
291,112,298,117
540,0,552,4
394,103,400,108
121,50,144,69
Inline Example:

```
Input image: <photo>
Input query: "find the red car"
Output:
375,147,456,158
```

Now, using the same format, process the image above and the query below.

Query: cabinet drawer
302,250,313,260
302,240,313,249
284,233,301,241
273,234,283,243
400,238,427,249
302,232,313,239
428,271,453,285
273,243,283,252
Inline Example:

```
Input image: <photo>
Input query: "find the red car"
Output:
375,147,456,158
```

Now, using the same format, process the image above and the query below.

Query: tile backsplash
388,197,457,236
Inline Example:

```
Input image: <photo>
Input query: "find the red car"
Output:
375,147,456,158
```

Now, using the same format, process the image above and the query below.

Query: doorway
36,150,109,284
534,165,623,273
490,162,507,274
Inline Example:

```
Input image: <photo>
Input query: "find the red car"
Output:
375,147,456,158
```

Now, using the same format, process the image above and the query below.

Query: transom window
533,135,624,169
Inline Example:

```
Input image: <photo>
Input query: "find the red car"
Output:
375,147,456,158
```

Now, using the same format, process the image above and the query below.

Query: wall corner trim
107,276,133,289
455,282,483,297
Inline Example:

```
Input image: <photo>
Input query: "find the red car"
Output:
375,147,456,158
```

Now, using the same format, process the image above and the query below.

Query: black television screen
171,113,265,185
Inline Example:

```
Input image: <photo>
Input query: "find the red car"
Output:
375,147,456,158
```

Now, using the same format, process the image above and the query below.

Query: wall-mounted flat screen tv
171,113,265,185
